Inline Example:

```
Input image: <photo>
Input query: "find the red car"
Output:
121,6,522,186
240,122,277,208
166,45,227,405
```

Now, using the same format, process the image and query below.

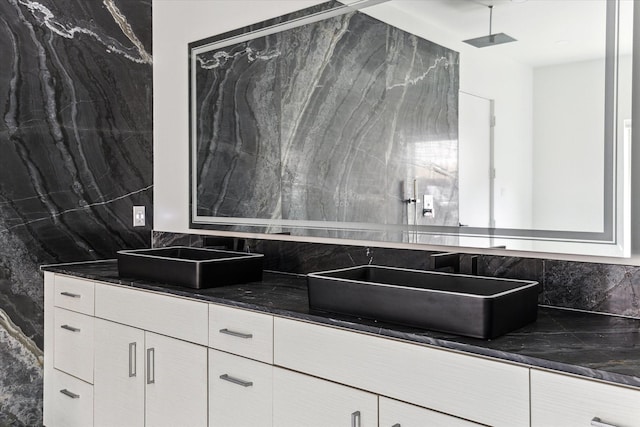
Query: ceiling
381,0,633,67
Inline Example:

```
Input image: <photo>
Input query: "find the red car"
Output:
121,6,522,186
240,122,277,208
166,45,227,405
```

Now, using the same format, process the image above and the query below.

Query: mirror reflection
190,0,633,255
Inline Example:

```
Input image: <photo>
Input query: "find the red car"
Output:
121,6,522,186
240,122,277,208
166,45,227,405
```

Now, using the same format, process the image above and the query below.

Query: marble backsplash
154,231,640,319
0,0,152,424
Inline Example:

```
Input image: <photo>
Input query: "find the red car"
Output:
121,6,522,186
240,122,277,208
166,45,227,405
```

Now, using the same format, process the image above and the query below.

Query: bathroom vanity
43,261,640,427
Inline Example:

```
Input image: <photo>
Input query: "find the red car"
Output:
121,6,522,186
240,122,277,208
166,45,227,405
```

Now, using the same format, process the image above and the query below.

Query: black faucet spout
429,252,478,275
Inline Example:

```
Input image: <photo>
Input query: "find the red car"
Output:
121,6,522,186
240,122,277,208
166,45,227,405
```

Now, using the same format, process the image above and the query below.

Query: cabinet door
273,367,377,427
379,397,481,427
209,349,273,427
531,369,640,427
145,332,208,427
94,318,145,427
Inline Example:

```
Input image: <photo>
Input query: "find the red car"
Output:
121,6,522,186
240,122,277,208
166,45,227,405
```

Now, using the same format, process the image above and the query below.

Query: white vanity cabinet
531,369,640,427
273,317,530,427
93,284,209,427
45,270,640,427
44,273,208,427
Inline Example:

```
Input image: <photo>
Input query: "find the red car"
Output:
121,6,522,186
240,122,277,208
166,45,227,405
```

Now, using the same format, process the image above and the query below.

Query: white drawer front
209,304,273,363
379,396,481,427
54,308,94,384
95,283,208,345
274,317,529,427
273,366,378,427
209,349,273,427
531,369,640,427
54,275,95,315
50,369,93,427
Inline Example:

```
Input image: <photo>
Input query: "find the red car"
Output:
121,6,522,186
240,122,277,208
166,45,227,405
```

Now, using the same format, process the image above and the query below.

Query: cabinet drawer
209,304,273,363
54,308,94,384
274,317,529,427
95,284,208,345
379,396,481,427
50,369,93,427
531,369,640,427
274,366,378,427
209,349,273,427
54,275,95,315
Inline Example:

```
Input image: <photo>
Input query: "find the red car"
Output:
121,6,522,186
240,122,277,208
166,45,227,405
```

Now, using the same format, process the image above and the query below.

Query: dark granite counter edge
42,263,640,390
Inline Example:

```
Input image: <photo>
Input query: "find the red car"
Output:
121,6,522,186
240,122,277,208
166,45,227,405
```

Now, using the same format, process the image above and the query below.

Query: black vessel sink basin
117,247,263,289
307,265,540,339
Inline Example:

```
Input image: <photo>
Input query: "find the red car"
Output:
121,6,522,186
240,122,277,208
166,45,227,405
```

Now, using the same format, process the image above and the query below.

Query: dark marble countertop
42,260,640,389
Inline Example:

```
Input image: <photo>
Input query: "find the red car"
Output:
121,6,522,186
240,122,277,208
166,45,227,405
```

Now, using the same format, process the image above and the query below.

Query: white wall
532,59,605,232
532,55,633,232
153,0,325,234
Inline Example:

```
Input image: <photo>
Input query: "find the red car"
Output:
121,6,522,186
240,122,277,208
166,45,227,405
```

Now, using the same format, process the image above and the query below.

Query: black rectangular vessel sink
117,247,263,289
307,265,540,339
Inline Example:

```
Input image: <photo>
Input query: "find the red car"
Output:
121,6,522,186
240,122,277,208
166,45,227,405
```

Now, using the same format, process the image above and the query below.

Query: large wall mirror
189,0,634,257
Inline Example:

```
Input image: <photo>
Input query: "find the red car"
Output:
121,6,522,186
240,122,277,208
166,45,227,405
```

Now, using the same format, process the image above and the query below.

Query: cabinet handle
591,418,619,427
219,374,253,387
60,291,81,298
60,324,80,332
146,348,155,384
219,328,253,339
60,389,79,399
351,411,361,427
129,342,137,377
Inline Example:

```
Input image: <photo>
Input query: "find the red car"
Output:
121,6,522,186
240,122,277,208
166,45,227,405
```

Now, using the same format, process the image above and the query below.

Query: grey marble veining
544,260,640,318
193,5,459,237
42,260,640,389
0,1,152,424
154,232,640,321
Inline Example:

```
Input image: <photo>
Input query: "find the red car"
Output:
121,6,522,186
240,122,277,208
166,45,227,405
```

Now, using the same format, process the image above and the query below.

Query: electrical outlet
133,206,146,227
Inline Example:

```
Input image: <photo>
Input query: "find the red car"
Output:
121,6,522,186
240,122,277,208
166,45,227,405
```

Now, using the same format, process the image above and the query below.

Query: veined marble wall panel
194,7,459,232
0,0,152,424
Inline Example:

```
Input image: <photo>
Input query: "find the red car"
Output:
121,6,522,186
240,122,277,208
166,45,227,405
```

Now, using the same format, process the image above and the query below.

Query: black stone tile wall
154,231,640,320
0,1,152,424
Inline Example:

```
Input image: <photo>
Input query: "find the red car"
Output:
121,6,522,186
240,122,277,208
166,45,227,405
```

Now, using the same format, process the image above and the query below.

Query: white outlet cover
133,206,146,227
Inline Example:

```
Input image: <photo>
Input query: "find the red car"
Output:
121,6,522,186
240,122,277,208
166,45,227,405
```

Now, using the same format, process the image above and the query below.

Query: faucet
202,236,246,252
429,252,478,275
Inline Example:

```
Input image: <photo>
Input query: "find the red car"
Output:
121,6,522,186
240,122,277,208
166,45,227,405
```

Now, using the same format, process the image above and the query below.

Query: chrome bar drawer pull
219,374,253,387
351,411,361,427
219,328,253,339
146,348,155,384
129,342,137,377
60,324,80,332
60,389,79,399
591,418,619,427
60,292,81,298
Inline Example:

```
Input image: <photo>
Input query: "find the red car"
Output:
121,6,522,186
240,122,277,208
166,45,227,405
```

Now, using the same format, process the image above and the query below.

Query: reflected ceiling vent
463,5,517,48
